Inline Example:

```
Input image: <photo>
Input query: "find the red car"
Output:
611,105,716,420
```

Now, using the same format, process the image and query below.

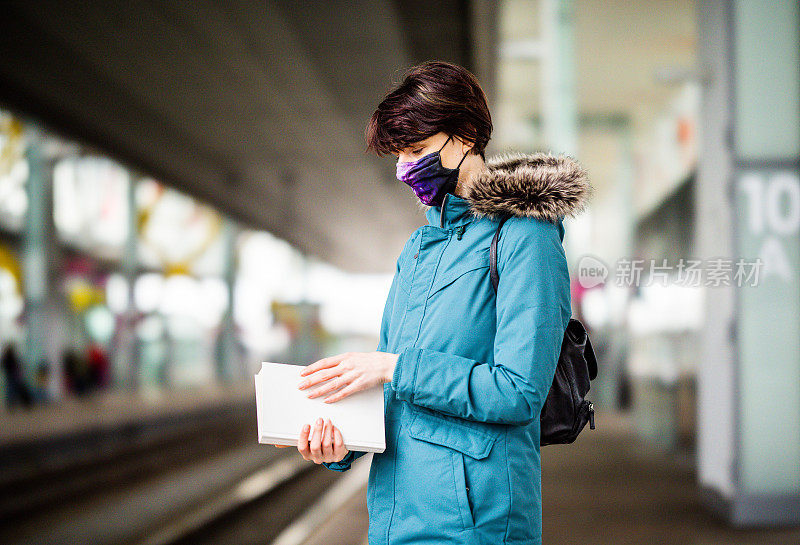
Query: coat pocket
396,231,422,295
407,410,498,530
397,253,416,295
427,248,490,298
407,409,498,459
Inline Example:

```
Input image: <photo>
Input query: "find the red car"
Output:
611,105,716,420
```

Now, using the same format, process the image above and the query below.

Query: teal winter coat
323,152,592,545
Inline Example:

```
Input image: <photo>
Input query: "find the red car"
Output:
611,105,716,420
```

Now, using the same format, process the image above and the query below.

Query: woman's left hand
298,351,399,403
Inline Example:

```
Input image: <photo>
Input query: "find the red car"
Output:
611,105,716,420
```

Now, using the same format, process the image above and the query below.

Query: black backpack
489,215,598,446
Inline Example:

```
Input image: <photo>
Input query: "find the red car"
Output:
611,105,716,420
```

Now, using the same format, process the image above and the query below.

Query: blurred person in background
87,342,109,391
63,347,90,396
32,359,51,404
2,345,32,409
282,60,591,544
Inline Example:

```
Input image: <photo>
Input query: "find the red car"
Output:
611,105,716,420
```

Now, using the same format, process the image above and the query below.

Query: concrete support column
114,173,140,389
21,125,55,392
539,0,577,157
697,0,800,526
469,0,499,108
539,0,591,269
215,217,239,382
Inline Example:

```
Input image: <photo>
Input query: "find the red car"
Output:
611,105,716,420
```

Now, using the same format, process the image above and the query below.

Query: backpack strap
490,214,599,384
489,214,512,293
584,330,598,380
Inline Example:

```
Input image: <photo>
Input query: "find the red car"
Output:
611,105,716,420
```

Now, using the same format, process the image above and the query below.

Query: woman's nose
397,152,414,164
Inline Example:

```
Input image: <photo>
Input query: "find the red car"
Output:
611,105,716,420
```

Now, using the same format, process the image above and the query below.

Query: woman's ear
454,135,475,155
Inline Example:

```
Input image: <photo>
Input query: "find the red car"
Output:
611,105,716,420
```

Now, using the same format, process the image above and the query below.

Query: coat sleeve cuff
390,346,421,403
322,449,356,472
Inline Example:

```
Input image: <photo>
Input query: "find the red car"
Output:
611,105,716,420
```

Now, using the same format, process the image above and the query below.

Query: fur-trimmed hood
460,152,593,222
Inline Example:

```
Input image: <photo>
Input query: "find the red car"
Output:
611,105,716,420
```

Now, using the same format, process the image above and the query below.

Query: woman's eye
412,148,423,155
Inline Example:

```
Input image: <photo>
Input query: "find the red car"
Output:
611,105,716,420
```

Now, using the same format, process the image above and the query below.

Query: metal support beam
215,217,239,382
540,0,577,156
698,0,800,526
21,123,57,395
114,173,140,389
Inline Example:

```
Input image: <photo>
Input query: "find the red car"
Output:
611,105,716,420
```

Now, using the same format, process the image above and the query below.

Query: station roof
0,1,496,272
0,1,697,272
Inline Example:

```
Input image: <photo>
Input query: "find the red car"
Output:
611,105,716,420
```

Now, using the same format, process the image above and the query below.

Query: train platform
2,394,799,544
0,383,255,447
298,410,800,545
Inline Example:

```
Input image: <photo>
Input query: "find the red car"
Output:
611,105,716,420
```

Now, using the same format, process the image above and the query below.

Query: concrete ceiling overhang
0,1,497,273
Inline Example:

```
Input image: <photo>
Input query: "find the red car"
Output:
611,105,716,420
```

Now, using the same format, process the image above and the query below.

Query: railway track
143,453,370,545
0,402,256,524
0,401,368,545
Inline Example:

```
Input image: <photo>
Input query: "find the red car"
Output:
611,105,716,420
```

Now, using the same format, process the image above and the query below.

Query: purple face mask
396,135,469,206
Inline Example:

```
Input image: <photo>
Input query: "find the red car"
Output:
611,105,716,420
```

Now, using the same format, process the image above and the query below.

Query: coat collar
424,192,476,228
423,151,593,229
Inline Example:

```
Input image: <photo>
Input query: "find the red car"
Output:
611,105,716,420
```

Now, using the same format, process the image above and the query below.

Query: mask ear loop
455,146,469,169
447,140,471,196
444,134,470,170
437,134,453,154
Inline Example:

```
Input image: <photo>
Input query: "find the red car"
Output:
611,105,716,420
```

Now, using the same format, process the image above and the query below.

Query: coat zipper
441,193,467,240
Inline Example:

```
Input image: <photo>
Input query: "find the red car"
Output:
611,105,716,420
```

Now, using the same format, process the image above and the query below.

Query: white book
254,361,386,453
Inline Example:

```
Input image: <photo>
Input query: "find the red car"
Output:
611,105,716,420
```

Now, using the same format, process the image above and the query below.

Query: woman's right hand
276,417,349,464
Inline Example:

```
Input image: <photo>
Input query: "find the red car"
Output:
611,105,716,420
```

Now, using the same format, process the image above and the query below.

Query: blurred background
0,1,798,544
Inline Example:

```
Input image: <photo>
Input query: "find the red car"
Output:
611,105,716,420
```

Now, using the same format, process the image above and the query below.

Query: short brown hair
365,61,493,160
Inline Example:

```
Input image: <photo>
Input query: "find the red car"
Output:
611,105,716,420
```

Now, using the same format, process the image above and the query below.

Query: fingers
309,417,324,462
298,367,342,392
321,418,334,459
333,426,347,458
300,352,351,377
306,372,354,399
324,378,362,403
298,418,347,464
297,422,311,458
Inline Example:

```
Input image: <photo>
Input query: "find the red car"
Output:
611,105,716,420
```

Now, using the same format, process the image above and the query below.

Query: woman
290,60,591,544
